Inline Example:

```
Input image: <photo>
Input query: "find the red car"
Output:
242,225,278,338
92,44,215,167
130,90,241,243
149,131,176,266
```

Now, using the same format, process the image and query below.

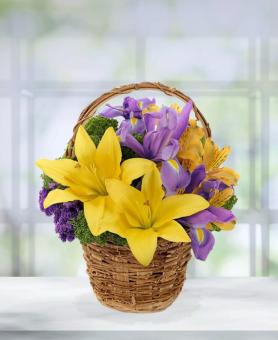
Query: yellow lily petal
156,220,191,243
95,127,122,179
153,194,209,228
74,125,96,166
100,213,129,239
44,188,83,208
36,158,95,192
120,158,155,184
36,159,79,187
126,228,157,266
141,167,164,216
105,179,149,227
84,196,106,236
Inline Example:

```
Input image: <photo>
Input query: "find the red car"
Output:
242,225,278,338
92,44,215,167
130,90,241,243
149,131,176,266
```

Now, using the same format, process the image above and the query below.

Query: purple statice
53,201,82,242
38,187,82,242
39,187,59,216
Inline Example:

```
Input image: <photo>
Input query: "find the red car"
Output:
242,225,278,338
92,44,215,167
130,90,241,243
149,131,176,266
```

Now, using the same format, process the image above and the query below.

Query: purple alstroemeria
123,127,179,161
100,96,156,136
190,227,215,261
144,100,192,139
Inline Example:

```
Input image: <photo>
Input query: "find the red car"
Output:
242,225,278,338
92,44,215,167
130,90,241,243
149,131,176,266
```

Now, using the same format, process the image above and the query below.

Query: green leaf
222,195,238,210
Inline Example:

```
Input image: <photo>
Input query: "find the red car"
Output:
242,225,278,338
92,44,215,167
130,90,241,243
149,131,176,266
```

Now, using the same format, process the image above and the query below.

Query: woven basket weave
83,240,192,312
66,82,211,313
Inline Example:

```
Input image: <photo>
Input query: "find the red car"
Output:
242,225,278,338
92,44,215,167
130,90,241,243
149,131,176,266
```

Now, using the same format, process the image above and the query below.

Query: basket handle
66,82,211,158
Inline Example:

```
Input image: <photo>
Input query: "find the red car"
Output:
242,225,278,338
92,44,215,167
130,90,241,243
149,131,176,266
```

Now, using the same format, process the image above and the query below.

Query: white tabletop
0,277,277,331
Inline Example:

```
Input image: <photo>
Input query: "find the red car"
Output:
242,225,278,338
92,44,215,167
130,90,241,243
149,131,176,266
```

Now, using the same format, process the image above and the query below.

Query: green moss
84,115,118,146
71,210,127,246
222,195,238,210
41,173,53,189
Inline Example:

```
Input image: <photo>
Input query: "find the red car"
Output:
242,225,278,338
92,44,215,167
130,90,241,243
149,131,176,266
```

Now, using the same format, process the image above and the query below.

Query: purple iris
39,186,82,242
160,159,234,260
123,127,179,161
145,100,192,139
100,96,156,136
121,100,193,161
161,162,206,196
190,228,215,261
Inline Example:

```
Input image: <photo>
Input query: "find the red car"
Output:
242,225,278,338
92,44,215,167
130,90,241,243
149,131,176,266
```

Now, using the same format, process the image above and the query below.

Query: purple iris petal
159,139,179,161
144,111,163,131
123,97,141,118
139,97,156,108
158,107,178,130
185,165,206,193
198,179,229,200
181,206,234,227
100,105,124,118
190,227,215,261
118,117,145,141
172,100,193,139
123,133,145,156
161,159,191,195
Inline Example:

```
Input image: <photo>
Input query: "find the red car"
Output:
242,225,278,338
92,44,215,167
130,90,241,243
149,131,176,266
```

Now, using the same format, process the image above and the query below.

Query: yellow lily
104,167,209,266
36,125,155,235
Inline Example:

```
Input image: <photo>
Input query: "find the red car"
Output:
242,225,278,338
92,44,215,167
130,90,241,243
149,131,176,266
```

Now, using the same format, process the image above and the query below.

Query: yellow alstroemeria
178,120,240,187
206,188,236,231
178,119,206,171
203,138,231,171
104,167,209,266
36,126,155,236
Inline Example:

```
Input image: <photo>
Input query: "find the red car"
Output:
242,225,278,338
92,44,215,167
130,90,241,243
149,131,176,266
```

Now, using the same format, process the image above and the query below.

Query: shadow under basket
82,239,192,313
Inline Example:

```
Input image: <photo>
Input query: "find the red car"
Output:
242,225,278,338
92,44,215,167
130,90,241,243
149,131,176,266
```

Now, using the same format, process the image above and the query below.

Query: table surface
0,277,277,331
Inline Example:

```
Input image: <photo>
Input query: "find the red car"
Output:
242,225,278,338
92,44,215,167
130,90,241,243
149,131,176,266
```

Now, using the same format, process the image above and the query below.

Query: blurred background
0,0,277,277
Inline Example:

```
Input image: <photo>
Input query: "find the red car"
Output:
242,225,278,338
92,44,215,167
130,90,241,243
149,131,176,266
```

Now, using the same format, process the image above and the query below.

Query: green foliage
41,173,53,189
84,115,145,161
71,210,127,246
121,133,144,160
210,223,221,232
222,195,238,210
85,115,118,146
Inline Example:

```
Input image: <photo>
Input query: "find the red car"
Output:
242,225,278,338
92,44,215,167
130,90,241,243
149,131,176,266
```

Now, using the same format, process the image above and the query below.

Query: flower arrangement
37,95,239,266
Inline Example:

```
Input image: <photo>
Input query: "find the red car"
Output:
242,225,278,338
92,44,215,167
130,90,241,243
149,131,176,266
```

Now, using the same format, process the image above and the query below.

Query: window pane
191,224,250,277
0,38,11,80
34,36,137,82
34,223,85,276
269,97,278,209
0,223,12,276
269,38,278,80
0,98,12,209
270,224,278,276
146,38,249,81
191,95,250,209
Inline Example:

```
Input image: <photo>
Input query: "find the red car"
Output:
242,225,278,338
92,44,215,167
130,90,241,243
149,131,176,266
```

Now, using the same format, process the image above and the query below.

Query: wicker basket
66,82,211,313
